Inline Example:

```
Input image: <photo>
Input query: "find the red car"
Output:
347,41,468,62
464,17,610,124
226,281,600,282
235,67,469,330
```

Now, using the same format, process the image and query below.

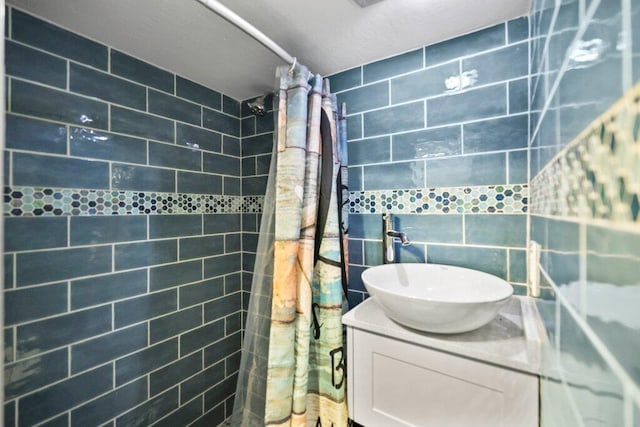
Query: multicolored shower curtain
264,64,349,426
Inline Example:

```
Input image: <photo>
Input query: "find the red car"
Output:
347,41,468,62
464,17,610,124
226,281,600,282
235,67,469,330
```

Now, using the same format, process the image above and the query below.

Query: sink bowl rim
361,263,514,305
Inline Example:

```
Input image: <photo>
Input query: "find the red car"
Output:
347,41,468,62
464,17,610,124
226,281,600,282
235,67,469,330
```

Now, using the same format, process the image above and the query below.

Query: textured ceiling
8,0,530,100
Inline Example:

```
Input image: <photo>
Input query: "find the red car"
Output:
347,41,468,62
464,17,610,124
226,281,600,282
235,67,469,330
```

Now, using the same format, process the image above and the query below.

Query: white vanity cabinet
343,297,541,427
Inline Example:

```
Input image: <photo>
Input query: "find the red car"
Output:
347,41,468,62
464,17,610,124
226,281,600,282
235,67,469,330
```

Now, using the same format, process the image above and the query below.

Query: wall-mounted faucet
382,213,411,264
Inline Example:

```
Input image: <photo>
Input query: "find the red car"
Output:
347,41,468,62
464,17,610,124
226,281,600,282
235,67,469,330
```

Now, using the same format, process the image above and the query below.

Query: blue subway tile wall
529,0,640,424
3,8,242,426
331,18,530,304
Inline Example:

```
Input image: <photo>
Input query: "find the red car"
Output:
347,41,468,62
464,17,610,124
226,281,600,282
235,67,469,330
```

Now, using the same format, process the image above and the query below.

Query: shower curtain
231,64,349,426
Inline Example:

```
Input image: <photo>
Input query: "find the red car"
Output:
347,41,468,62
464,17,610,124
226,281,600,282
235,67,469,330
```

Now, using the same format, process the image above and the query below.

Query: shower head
247,96,267,116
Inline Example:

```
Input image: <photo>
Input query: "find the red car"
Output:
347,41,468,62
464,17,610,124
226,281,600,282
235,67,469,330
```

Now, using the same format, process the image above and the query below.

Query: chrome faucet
382,213,411,264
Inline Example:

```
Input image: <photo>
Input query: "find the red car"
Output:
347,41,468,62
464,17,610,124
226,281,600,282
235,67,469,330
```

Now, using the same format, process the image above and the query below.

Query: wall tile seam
240,129,275,140
341,80,522,117
349,150,528,168
6,6,244,111
7,76,240,139
539,264,640,406
530,213,640,234
330,33,528,94
529,0,603,145
347,241,528,252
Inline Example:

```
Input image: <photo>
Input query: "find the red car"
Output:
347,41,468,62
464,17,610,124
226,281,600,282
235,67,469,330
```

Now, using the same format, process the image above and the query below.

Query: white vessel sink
361,263,513,334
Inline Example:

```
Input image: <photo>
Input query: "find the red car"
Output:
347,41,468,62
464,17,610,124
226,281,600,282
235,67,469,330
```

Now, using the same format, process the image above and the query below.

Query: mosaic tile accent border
531,83,640,223
3,186,263,216
348,184,528,214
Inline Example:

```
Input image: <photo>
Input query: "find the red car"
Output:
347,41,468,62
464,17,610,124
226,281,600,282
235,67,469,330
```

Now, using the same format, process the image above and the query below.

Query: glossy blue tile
179,235,225,260
256,111,275,134
6,114,67,154
149,89,201,125
428,245,508,279
5,217,67,251
392,126,461,161
17,306,111,357
203,332,241,365
177,123,222,153
150,260,202,291
223,95,240,117
176,76,221,109
4,327,13,362
115,346,178,395
256,155,271,175
111,106,174,143
242,133,273,156
363,101,424,137
337,82,389,114
223,136,241,157
180,361,225,403
203,214,241,234
203,152,241,176
5,282,67,325
114,290,177,329
5,348,68,400
70,63,146,110
150,306,202,344
242,176,268,195
70,127,147,164
507,17,529,43
149,215,201,239
149,141,202,171
71,324,147,374
4,254,13,289
465,214,527,247
364,48,423,83
531,216,579,252
427,84,507,126
18,365,112,427
463,115,528,153
111,163,175,192
396,214,463,243
329,67,362,93
391,61,459,104
16,246,112,287
348,239,364,265
6,40,66,88
347,114,363,140
363,160,425,190
204,292,241,322
111,50,173,93
180,321,225,358
508,150,528,183
71,270,147,310
349,214,382,240
241,233,258,254
114,240,177,270
225,273,242,294
349,265,367,292
203,108,240,136
153,395,203,427
426,152,506,187
13,152,109,189
349,166,363,191
115,387,178,425
395,242,427,263
203,374,237,412
12,9,107,69
12,80,108,129
462,43,528,86
71,378,147,427
179,278,225,309
348,136,390,165
176,171,222,194
204,254,242,278
225,176,241,195
509,249,527,283
509,78,529,114
347,290,365,308
242,117,255,137
425,23,506,66
70,216,146,245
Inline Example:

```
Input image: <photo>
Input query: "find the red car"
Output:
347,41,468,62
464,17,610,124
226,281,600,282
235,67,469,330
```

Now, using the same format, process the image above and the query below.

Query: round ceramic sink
361,263,513,334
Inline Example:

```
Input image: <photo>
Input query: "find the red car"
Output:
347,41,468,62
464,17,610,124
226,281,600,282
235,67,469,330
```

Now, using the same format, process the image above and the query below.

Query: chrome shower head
247,96,267,116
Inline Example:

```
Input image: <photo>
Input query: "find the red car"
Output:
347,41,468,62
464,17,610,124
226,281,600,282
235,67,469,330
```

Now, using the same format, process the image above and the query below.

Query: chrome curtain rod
196,0,296,65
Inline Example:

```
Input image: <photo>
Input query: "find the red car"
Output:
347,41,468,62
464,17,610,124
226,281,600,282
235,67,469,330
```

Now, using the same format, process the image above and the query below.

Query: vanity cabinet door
348,329,538,427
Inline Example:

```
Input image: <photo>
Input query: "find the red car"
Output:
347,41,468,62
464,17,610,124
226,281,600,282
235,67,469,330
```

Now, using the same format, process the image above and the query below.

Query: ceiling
8,0,530,100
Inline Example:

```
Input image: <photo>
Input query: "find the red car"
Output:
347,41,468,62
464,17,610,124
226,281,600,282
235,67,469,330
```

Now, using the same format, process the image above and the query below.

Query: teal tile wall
330,18,530,305
530,0,640,424
3,7,242,426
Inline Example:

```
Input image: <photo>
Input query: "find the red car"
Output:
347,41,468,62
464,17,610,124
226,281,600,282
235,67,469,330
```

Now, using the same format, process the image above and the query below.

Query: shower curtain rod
196,0,296,66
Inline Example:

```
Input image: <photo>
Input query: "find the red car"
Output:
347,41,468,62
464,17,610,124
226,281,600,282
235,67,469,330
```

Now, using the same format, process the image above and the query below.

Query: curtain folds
232,64,349,426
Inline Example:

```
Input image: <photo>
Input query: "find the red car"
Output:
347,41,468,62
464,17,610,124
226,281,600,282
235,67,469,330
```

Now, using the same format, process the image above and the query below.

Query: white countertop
342,295,543,375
